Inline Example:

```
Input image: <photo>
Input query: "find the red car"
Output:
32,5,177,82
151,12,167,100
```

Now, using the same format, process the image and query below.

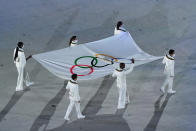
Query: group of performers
13,21,176,121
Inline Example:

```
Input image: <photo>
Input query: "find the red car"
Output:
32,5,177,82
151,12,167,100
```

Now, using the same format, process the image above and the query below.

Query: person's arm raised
125,58,135,74
26,55,32,61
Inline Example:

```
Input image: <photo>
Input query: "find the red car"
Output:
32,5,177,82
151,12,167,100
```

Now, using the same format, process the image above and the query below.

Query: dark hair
69,36,77,46
71,74,77,80
14,42,24,61
117,21,123,30
120,63,125,69
169,49,175,55
17,41,24,48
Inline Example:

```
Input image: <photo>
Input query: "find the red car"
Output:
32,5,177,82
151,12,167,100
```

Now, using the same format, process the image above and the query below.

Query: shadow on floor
47,75,131,131
143,94,173,131
29,81,67,131
0,91,25,122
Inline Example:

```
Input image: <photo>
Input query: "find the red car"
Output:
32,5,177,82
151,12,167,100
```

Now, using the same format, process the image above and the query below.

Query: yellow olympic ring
95,54,118,62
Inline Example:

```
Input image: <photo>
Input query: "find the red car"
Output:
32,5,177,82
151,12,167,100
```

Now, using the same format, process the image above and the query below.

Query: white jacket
66,80,80,101
112,64,134,88
13,48,26,67
114,27,126,35
162,55,175,77
70,40,78,47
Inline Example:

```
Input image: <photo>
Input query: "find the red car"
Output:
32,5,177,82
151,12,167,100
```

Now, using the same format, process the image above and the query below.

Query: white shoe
78,115,85,119
26,82,34,87
160,88,165,94
168,90,176,94
117,106,125,109
16,88,24,92
64,116,70,121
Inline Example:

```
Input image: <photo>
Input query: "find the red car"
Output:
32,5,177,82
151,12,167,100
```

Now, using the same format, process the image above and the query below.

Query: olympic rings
74,56,98,68
70,54,121,76
91,57,114,68
95,54,118,62
70,64,94,76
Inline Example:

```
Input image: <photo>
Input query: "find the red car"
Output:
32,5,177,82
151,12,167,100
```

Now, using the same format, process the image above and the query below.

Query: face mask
72,40,78,43
173,54,175,57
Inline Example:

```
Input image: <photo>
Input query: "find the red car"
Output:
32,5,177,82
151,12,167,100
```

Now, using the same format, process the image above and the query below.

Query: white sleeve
112,70,117,77
125,64,134,75
162,56,166,64
66,82,70,90
169,62,175,76
13,48,16,61
75,87,80,101
114,27,118,35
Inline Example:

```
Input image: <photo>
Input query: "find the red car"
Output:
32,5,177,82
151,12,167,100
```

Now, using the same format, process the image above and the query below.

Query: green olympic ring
74,56,98,68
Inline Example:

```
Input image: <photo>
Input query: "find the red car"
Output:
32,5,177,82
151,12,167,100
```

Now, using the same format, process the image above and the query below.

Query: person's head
119,63,125,69
17,41,24,48
169,49,175,57
117,21,123,30
71,74,78,81
69,36,77,46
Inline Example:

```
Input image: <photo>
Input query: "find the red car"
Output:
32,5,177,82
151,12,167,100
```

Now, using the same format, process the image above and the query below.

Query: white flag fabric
33,32,163,80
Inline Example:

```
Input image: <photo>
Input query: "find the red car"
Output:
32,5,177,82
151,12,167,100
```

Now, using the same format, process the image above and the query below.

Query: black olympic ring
91,57,114,68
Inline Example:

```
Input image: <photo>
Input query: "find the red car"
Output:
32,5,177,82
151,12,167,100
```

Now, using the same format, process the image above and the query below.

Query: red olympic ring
70,64,94,76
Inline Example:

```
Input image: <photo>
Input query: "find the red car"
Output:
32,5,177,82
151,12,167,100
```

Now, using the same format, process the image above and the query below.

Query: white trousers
65,99,83,118
161,75,174,92
16,63,31,91
117,87,129,109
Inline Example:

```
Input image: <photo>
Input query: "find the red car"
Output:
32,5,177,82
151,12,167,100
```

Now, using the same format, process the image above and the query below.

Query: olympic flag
33,32,163,80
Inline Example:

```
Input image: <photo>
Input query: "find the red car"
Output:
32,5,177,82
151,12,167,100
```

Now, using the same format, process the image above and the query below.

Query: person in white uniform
13,42,33,91
112,58,135,109
69,36,78,47
114,21,127,35
160,49,176,94
64,74,85,121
